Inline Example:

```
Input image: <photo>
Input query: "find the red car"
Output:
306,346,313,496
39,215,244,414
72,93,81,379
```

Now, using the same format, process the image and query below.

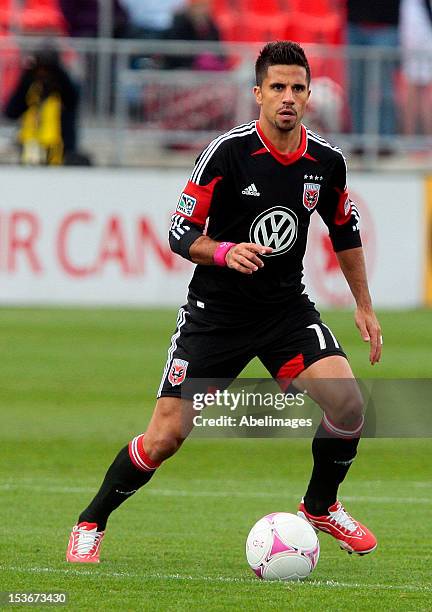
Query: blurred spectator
60,0,130,117
4,45,82,165
347,0,400,136
305,77,345,134
59,0,128,37
120,0,184,39
152,0,232,145
399,0,432,134
164,0,226,69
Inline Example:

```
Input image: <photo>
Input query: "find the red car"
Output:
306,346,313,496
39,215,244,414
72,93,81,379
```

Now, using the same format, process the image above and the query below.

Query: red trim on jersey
304,152,318,162
177,176,222,227
251,147,268,156
276,353,305,390
255,121,307,166
334,187,352,225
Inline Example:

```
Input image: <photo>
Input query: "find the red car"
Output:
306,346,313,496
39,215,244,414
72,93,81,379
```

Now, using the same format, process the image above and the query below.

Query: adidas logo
242,183,260,197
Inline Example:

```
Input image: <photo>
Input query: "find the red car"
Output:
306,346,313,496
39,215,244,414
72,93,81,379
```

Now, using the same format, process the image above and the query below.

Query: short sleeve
169,138,228,260
317,153,362,252
173,139,227,228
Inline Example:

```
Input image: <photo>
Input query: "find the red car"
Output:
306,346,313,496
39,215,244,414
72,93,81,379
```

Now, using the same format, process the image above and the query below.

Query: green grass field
0,308,431,611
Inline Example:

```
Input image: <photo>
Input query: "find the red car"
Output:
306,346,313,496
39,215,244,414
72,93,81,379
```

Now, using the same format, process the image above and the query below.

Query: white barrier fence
0,167,424,308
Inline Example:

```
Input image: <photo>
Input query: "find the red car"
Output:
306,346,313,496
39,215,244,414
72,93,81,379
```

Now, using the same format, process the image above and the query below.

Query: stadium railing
0,36,431,168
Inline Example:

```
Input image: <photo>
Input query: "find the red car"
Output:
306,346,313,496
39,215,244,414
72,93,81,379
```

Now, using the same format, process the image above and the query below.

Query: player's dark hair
255,41,311,86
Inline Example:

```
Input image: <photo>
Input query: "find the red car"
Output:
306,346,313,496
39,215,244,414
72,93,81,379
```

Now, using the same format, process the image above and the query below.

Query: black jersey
169,120,361,314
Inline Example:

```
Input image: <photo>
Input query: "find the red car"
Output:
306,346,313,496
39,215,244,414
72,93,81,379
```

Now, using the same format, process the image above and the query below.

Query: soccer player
67,41,382,563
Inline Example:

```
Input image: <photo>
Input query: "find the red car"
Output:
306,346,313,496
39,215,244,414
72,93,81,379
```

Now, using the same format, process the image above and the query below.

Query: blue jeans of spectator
348,24,399,136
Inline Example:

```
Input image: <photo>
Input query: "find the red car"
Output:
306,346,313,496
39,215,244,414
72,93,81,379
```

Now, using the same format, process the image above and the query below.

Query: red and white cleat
66,522,105,563
297,499,377,555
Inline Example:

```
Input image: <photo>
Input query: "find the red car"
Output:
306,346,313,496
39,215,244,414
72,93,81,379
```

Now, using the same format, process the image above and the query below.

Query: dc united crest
168,358,188,386
303,183,321,211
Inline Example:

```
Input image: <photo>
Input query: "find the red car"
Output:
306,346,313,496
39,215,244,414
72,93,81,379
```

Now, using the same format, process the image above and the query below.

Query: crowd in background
1,0,432,165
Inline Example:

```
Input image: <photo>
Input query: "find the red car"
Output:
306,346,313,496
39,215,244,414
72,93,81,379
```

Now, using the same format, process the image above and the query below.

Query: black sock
78,445,155,530
304,422,360,516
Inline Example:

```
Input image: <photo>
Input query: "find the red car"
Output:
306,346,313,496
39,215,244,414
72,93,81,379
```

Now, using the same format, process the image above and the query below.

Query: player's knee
330,392,364,429
145,434,184,463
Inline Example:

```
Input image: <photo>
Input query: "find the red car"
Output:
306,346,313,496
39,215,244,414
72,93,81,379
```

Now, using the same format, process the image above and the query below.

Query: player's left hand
354,307,382,365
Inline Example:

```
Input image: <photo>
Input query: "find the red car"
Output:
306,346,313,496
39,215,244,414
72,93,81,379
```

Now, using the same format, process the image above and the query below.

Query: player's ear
253,85,262,106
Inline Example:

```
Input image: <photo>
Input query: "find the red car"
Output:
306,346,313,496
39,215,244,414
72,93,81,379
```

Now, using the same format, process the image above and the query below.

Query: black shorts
157,299,346,399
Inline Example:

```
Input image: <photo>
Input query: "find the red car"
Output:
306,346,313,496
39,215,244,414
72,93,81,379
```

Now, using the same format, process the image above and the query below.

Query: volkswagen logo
249,206,298,256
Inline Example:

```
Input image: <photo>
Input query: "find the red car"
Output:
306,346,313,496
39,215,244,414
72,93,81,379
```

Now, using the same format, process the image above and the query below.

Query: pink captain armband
213,241,236,267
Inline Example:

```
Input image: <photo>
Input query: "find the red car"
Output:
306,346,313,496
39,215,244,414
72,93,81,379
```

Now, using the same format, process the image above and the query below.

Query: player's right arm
170,215,271,274
189,236,272,274
169,140,271,273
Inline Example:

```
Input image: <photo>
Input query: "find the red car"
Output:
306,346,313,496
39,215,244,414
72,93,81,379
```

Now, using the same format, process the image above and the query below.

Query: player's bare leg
293,355,377,555
295,355,363,430
143,397,196,463
66,397,195,562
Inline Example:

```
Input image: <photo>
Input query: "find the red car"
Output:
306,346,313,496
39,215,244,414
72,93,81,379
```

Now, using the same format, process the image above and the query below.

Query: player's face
254,64,311,132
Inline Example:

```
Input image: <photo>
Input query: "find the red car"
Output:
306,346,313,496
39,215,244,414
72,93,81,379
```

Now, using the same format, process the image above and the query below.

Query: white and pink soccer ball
246,512,320,581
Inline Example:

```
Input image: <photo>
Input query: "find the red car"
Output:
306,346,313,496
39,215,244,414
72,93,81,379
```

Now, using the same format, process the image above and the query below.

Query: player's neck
258,119,302,154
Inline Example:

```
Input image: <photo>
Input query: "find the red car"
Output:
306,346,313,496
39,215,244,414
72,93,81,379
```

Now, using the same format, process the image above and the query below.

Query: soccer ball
246,512,320,581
